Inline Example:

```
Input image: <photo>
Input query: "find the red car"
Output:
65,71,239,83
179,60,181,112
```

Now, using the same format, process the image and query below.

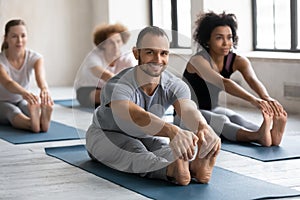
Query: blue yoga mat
54,99,80,107
45,145,300,200
221,135,300,161
54,99,94,113
0,121,85,144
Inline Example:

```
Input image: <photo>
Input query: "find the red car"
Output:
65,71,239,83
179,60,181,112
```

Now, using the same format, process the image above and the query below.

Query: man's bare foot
271,111,287,146
166,159,191,185
40,104,53,132
190,148,218,184
28,103,41,133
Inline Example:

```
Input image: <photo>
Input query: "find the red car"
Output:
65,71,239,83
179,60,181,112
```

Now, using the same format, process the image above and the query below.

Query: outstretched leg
236,110,273,146
271,111,287,146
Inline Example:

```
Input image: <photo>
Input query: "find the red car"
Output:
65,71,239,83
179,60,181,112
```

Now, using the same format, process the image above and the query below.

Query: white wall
0,0,93,87
108,0,150,31
0,0,149,88
203,0,253,52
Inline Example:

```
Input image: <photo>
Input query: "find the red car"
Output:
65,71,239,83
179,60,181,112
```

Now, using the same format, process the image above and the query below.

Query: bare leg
11,113,31,131
166,159,191,185
189,136,220,184
40,103,53,132
271,111,287,146
236,110,273,146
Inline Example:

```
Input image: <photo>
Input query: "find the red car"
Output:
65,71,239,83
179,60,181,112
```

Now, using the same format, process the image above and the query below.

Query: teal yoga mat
0,121,85,144
45,144,300,200
221,135,300,161
54,99,94,113
54,99,80,107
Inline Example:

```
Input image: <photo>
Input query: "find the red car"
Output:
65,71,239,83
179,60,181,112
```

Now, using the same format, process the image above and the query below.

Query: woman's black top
183,51,236,110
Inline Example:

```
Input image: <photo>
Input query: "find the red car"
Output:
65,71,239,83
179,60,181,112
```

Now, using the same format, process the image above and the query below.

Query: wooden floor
1,87,300,200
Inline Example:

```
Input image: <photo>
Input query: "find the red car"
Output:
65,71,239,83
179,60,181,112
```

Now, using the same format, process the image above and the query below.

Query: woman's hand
250,97,273,115
22,91,39,105
40,88,53,106
196,124,220,158
265,98,285,116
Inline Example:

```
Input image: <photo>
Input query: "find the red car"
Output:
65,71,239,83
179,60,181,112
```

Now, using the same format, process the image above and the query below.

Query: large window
253,0,300,52
150,0,191,48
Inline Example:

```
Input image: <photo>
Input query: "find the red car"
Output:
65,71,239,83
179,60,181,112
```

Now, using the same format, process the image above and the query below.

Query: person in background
86,26,221,185
75,23,137,108
0,19,53,133
180,11,287,146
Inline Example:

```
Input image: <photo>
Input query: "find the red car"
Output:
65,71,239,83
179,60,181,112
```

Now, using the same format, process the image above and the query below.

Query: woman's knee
207,114,230,136
209,113,230,125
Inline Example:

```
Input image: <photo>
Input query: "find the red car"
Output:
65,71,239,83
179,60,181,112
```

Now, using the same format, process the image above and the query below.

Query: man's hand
196,125,220,158
169,128,198,161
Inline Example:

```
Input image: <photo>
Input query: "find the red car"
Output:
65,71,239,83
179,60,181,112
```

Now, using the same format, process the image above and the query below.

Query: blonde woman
0,19,53,133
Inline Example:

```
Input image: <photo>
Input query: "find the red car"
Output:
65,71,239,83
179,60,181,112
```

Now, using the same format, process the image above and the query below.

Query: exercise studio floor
1,87,300,200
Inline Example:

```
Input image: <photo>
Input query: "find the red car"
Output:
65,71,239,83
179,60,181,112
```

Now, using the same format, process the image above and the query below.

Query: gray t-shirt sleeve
163,71,191,105
100,68,134,106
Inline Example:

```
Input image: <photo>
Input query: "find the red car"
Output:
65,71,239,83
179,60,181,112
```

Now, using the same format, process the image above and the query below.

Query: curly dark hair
93,23,130,47
193,11,238,51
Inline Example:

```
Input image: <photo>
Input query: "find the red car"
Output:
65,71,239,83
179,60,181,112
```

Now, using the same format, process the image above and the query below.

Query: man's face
134,34,169,77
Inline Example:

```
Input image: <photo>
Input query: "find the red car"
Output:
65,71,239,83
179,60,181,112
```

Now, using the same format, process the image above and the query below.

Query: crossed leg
166,135,220,185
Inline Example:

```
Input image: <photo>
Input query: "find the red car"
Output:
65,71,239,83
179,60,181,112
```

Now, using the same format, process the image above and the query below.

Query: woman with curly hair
75,23,137,108
179,11,287,146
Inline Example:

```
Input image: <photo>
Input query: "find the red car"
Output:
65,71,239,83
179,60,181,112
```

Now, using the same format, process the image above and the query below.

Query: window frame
252,0,299,52
150,0,190,49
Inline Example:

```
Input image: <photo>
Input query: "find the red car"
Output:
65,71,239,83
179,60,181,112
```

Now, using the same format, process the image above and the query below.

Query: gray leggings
76,87,100,108
201,107,259,141
0,100,29,125
86,124,174,181
174,106,259,141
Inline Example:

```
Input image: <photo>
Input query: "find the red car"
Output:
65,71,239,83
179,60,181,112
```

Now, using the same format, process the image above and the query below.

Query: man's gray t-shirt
92,67,190,136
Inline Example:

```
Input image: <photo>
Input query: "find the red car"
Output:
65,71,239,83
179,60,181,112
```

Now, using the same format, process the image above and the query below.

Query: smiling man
85,26,221,185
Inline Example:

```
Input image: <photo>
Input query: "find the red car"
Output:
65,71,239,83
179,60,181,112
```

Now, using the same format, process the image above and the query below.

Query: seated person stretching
179,11,287,146
86,26,221,185
0,19,53,133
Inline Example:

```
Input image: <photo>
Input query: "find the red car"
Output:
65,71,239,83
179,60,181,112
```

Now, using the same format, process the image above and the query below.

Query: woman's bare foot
40,104,53,132
28,103,41,133
271,111,287,146
250,110,272,146
166,159,191,185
